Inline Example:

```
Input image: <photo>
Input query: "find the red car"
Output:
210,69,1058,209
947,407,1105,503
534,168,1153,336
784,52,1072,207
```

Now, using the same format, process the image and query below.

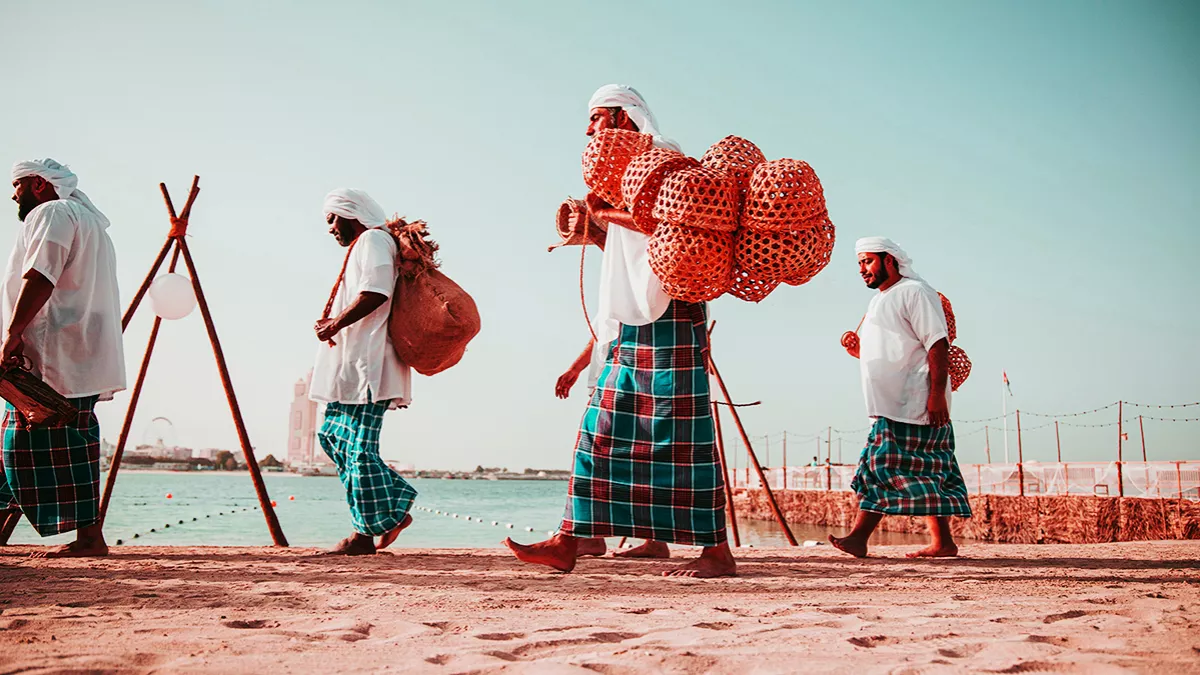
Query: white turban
12,158,107,225
323,188,388,229
855,237,925,283
588,84,681,152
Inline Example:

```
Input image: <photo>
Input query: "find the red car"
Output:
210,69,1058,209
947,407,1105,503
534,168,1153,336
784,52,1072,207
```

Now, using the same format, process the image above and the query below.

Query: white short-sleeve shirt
0,199,126,400
310,229,411,407
858,278,950,425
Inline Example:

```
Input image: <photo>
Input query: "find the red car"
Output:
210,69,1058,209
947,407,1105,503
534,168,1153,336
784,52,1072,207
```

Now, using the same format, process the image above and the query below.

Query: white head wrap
855,237,925,284
322,188,387,229
11,158,107,226
588,84,681,152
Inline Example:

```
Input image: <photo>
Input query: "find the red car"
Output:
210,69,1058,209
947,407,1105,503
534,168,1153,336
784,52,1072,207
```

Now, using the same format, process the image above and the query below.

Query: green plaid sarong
851,417,972,517
318,401,417,536
0,396,101,536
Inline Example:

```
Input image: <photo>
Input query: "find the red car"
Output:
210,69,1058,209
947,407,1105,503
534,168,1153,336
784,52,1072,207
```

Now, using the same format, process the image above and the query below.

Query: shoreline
2,541,1196,673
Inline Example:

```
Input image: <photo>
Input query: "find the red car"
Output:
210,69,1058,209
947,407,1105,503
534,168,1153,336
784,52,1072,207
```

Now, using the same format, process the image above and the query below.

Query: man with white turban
2,159,125,557
829,237,971,559
310,188,416,555
506,85,734,578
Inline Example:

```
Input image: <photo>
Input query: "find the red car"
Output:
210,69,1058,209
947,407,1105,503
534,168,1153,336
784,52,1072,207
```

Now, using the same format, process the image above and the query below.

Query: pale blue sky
2,1,1197,470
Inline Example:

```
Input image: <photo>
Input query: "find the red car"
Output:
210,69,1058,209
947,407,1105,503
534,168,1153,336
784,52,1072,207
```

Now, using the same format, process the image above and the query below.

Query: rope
579,214,598,342
414,505,556,537
1021,402,1118,418
320,238,359,348
1124,401,1200,409
113,504,260,546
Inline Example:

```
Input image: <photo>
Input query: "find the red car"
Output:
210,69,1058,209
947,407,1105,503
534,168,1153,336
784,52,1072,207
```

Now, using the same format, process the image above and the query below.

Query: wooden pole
0,508,20,545
122,238,173,331
1117,401,1125,497
782,431,788,490
711,402,740,548
826,426,832,463
707,355,798,546
177,235,287,546
985,425,991,463
1055,420,1061,463
1139,415,1147,462
1016,409,1025,497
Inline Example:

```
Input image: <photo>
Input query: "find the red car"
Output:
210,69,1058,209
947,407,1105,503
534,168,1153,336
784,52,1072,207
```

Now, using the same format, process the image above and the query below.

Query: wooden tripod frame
97,176,288,546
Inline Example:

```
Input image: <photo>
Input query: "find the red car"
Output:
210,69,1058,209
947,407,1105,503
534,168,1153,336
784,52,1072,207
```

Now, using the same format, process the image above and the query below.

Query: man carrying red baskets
506,85,735,578
830,237,972,559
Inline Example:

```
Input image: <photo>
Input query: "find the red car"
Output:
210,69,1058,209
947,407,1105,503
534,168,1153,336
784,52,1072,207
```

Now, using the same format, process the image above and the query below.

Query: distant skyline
2,1,1197,470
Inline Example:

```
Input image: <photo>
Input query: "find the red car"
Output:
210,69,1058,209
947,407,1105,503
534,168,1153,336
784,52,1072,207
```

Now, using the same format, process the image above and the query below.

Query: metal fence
731,461,1200,501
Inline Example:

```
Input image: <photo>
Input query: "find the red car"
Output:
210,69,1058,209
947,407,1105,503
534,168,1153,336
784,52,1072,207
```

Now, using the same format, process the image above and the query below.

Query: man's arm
2,270,55,364
926,337,950,427
586,193,637,235
556,339,596,399
315,291,389,342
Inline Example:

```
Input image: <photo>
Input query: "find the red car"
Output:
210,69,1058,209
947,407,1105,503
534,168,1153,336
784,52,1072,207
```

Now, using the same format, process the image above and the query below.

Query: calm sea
9,472,929,549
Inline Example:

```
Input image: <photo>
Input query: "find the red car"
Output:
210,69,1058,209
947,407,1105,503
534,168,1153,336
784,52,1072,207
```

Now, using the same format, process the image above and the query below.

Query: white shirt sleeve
22,202,75,286
351,230,397,298
906,283,949,350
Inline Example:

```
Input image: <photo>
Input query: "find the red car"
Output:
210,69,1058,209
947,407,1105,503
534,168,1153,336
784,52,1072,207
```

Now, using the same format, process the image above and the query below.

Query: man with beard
311,188,416,555
2,159,125,557
829,237,971,559
507,85,734,578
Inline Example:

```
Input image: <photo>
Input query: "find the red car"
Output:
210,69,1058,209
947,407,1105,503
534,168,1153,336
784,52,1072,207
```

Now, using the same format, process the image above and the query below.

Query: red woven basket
647,222,734,303
734,215,834,288
582,129,653,208
840,330,860,357
939,292,957,344
949,345,972,391
621,148,699,236
652,165,740,232
743,159,828,232
728,268,780,303
701,136,766,206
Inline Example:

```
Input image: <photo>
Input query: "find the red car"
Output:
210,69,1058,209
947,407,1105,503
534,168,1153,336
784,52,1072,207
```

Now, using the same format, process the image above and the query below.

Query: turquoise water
8,472,929,549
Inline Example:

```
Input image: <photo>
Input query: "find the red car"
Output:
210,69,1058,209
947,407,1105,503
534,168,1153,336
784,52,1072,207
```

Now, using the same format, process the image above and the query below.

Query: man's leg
504,532,580,572
905,516,959,558
664,542,735,578
614,540,670,559
577,537,607,556
318,403,377,556
333,402,415,554
829,510,885,558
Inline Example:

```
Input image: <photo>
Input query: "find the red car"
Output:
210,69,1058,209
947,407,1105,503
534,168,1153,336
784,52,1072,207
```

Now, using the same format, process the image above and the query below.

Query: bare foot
828,534,868,558
31,538,109,559
905,542,959,558
577,538,607,557
664,544,735,578
377,513,414,550
504,534,577,573
321,534,376,556
615,540,670,559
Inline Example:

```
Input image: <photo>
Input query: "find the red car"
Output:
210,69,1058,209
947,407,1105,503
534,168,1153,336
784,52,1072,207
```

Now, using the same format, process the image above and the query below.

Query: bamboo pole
707,355,797,546
782,431,788,490
711,402,740,548
1117,401,1124,497
1016,409,1025,497
0,508,20,545
1055,420,1061,463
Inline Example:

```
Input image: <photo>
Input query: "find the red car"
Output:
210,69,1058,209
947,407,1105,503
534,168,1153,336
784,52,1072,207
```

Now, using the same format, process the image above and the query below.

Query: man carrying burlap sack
311,188,417,555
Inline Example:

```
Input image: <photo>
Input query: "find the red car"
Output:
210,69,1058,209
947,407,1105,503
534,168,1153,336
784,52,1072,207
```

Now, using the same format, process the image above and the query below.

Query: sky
1,1,1197,471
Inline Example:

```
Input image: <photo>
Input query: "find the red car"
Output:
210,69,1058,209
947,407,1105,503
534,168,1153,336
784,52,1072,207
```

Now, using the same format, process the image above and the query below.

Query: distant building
288,370,330,469
194,448,222,461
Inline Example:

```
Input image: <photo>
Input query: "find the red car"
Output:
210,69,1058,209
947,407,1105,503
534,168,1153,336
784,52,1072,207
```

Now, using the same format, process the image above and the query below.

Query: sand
1,541,1197,674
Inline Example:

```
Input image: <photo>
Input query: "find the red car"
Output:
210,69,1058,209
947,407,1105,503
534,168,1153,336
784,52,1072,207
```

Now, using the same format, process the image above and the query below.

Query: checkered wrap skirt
318,401,417,536
0,396,101,536
560,300,727,547
851,417,972,517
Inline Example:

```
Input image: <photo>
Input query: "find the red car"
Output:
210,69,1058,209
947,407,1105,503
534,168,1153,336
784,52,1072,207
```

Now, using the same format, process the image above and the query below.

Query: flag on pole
1120,432,1129,441
1003,371,1013,396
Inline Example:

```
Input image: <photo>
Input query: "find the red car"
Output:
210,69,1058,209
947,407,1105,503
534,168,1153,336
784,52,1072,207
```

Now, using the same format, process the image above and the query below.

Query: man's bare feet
30,537,108,559
321,534,376,556
377,513,414,550
663,544,735,578
615,540,670,559
577,537,607,557
828,534,869,558
504,534,577,573
905,542,959,558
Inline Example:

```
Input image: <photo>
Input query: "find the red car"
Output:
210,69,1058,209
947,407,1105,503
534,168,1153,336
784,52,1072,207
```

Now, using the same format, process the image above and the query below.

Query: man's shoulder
359,228,397,250
26,199,79,225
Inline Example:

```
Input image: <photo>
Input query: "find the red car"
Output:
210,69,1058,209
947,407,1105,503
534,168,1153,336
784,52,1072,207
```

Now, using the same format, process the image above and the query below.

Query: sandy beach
2,541,1197,674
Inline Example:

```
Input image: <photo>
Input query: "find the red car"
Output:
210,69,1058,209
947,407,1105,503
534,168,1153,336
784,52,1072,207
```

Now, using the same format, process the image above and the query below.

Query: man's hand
315,318,341,343
927,391,950,428
1,333,24,367
555,366,584,399
585,192,611,217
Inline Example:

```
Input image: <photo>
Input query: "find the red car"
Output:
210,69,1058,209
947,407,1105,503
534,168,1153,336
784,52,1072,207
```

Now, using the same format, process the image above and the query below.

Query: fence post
1117,401,1125,497
1055,420,1061,463
985,425,991,463
782,431,788,490
1016,409,1025,497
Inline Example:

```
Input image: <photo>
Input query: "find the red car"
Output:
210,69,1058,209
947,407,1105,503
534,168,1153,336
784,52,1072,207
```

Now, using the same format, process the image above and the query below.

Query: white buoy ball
148,273,196,320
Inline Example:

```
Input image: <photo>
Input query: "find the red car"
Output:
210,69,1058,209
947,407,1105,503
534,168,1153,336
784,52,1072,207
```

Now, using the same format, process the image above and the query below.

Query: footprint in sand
692,622,733,631
847,635,893,649
221,619,280,629
1042,610,1087,624
475,632,525,641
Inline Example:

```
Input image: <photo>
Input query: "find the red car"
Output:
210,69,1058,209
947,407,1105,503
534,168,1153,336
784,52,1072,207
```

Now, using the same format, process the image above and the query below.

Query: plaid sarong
0,396,101,536
318,400,417,536
851,417,972,517
560,300,727,547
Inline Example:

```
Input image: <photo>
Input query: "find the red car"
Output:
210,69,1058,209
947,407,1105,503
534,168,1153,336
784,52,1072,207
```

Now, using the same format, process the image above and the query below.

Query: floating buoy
289,496,295,501
166,493,173,499
491,521,498,526
525,527,534,532
271,500,278,507
506,524,514,529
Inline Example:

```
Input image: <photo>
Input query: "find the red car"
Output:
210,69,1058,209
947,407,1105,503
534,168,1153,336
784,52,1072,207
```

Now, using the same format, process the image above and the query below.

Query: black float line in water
113,505,262,546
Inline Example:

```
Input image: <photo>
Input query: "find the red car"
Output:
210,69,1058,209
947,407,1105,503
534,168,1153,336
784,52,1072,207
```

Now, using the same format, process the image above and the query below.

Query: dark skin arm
2,270,55,365
556,339,596,399
315,291,389,343
586,192,636,234
926,337,951,427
